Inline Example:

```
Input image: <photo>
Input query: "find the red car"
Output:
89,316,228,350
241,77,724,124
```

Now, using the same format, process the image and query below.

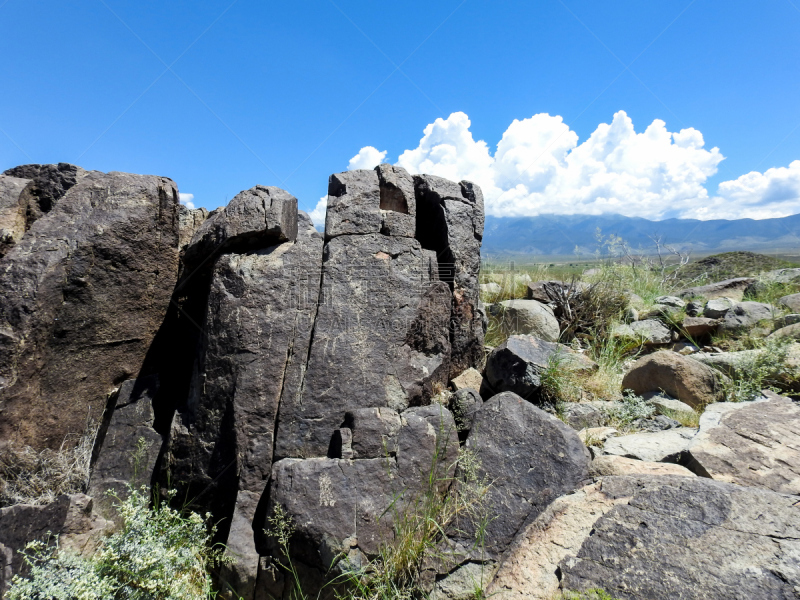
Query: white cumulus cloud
347,146,387,171
309,147,390,229
390,111,800,220
178,193,195,209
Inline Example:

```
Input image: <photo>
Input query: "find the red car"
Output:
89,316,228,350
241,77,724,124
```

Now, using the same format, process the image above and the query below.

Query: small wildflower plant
7,485,230,600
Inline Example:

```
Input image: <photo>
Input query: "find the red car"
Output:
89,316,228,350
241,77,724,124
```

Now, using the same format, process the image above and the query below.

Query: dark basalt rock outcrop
0,162,488,600
0,166,180,449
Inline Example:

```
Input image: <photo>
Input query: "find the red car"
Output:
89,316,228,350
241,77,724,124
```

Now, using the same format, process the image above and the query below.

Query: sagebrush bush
7,485,229,600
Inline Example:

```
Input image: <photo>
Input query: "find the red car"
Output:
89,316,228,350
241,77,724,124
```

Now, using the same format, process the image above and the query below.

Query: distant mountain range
481,213,800,258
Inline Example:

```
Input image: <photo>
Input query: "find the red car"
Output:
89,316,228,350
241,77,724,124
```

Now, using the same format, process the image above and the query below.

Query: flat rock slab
603,427,697,462
489,476,800,600
687,395,800,495
589,455,696,477
679,277,756,301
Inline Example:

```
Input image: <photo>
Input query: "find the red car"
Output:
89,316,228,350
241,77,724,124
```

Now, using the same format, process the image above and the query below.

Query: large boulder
686,395,800,494
0,167,180,449
717,301,775,333
458,392,590,555
678,277,756,301
621,351,726,409
491,299,560,341
779,292,800,312
485,335,596,401
488,476,800,600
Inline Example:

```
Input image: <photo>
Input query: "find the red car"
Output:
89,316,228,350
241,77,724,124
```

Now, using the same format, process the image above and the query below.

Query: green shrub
7,486,229,600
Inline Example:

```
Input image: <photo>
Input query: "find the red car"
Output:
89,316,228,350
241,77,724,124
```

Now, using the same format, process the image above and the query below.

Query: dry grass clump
0,428,96,507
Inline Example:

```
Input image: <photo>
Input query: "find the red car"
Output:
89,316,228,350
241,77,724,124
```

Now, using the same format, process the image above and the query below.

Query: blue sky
2,1,799,222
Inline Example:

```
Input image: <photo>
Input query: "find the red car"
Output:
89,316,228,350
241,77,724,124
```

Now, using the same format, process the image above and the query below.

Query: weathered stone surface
448,388,482,434
761,267,800,283
486,480,626,600
183,185,298,267
655,295,684,308
769,322,800,341
485,335,596,401
602,427,696,463
490,476,800,600
779,292,800,312
0,168,180,449
621,351,726,409
491,299,560,342
177,204,209,249
168,211,322,525
686,395,800,494
718,301,775,333
589,455,696,477
648,395,696,418
679,277,756,301
682,316,719,337
2,163,85,231
414,174,485,378
0,175,30,257
345,407,402,459
0,494,110,595
221,490,262,600
774,313,800,329
274,233,451,459
451,367,483,392
324,169,382,238
88,376,162,517
629,319,672,345
459,392,590,554
376,163,416,237
558,476,800,599
562,403,605,430
431,561,498,600
703,296,737,318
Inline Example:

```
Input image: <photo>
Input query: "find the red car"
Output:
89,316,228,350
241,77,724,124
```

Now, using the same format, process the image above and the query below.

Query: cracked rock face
0,166,180,449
